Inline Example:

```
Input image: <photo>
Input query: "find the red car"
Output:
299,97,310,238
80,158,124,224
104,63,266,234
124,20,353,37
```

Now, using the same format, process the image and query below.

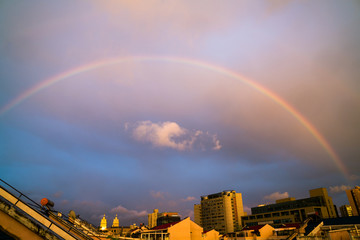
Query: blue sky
1,0,360,226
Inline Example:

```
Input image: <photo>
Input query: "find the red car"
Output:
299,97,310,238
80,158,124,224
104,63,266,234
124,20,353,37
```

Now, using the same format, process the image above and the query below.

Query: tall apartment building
242,187,337,227
346,186,360,216
339,205,353,217
194,190,245,234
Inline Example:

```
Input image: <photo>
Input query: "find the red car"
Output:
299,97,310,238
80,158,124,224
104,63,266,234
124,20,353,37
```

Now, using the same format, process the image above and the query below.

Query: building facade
157,214,181,226
339,205,353,217
194,190,245,234
100,214,107,231
242,188,337,227
346,186,360,216
148,209,159,229
141,217,219,240
194,204,201,226
148,209,180,228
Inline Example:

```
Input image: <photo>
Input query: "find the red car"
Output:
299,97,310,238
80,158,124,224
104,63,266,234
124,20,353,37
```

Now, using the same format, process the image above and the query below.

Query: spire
100,214,107,230
112,214,120,227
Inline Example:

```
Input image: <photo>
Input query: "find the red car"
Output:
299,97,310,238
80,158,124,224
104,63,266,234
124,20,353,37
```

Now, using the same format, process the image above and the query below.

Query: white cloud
127,120,221,151
264,192,289,202
329,185,351,193
110,205,148,218
182,196,196,202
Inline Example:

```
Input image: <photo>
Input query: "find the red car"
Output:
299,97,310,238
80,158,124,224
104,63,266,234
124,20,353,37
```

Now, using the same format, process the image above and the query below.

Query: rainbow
0,56,349,179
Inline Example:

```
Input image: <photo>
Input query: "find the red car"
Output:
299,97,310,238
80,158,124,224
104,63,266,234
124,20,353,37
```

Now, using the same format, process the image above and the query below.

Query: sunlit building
339,205,353,217
99,214,138,237
141,217,219,240
194,204,201,226
346,186,360,216
242,187,337,227
194,190,246,234
100,214,107,231
148,209,180,228
148,209,159,229
112,214,119,227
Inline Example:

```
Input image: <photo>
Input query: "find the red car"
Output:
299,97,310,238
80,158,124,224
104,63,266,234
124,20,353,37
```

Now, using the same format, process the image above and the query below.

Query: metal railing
0,178,94,240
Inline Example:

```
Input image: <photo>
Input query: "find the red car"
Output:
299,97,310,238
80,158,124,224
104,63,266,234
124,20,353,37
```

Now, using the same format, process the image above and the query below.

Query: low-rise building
242,188,337,227
226,223,300,240
141,217,219,240
148,209,180,228
298,216,360,240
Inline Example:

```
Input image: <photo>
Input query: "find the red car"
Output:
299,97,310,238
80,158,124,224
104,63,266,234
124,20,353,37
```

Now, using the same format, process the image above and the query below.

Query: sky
0,0,360,227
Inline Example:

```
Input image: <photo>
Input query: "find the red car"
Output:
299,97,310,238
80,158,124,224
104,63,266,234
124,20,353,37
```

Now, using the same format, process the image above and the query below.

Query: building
157,213,181,226
99,214,136,237
298,216,360,240
242,188,337,227
202,229,220,240
194,204,201,225
141,217,219,240
148,209,180,228
112,214,119,227
339,205,353,217
100,214,107,231
148,209,159,229
194,190,246,234
227,224,280,240
346,186,360,216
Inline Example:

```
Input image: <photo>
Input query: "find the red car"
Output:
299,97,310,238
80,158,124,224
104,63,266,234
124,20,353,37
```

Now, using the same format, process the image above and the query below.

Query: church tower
100,214,107,230
112,214,120,227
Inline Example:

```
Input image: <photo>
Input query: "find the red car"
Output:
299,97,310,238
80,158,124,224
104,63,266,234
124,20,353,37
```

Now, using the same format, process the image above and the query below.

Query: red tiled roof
151,221,180,230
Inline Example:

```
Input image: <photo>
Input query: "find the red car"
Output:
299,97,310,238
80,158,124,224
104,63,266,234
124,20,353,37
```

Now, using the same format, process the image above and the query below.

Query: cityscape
1,0,360,240
0,180,359,239
96,186,360,239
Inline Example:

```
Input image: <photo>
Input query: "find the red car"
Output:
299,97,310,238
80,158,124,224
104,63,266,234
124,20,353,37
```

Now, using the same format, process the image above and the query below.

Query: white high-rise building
194,190,245,234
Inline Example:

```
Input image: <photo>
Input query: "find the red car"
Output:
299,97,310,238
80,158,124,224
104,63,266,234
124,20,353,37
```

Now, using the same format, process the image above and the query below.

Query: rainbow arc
0,56,349,180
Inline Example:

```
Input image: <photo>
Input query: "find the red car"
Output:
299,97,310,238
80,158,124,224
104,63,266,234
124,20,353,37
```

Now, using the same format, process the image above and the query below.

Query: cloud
243,205,252,215
329,185,352,194
183,209,194,220
264,192,289,202
212,135,222,150
150,191,166,199
52,191,63,198
350,175,360,181
127,121,221,151
182,196,196,202
110,205,148,218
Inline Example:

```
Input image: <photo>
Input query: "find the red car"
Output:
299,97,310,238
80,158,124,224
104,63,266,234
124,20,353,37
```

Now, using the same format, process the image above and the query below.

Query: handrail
0,178,43,210
0,178,86,240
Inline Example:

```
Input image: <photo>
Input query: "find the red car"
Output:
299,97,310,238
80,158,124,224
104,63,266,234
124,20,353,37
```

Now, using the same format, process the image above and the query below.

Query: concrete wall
168,217,203,240
203,229,220,240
